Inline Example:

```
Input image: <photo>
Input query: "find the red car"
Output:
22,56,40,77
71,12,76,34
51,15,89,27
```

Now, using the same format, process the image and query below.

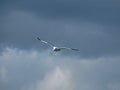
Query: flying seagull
37,37,79,52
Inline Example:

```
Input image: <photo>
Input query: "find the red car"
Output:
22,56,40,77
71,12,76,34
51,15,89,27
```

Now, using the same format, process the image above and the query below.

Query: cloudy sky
0,0,120,90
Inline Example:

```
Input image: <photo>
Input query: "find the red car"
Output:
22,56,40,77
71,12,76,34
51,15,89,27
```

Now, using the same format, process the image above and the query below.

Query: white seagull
37,37,79,52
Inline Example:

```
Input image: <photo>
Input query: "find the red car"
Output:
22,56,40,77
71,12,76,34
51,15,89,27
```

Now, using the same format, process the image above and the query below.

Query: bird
37,37,79,52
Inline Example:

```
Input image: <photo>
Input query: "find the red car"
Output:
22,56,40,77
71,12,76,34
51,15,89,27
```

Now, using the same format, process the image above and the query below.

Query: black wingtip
72,48,79,51
37,37,41,40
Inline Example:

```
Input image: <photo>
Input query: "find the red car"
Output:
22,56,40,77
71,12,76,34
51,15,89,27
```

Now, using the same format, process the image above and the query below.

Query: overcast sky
0,0,120,90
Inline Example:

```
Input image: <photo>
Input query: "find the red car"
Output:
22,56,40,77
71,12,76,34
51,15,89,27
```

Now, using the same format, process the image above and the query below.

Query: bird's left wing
37,37,55,47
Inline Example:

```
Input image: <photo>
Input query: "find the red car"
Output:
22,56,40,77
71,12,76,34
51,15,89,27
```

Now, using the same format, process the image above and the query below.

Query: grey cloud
73,57,120,90
0,48,120,90
0,48,50,90
27,67,75,90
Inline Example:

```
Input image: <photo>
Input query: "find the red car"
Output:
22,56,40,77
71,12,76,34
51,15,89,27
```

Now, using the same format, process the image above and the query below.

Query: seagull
37,37,79,52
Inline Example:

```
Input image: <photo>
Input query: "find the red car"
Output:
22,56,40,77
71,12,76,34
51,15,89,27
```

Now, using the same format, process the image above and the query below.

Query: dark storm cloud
1,0,120,25
0,0,120,57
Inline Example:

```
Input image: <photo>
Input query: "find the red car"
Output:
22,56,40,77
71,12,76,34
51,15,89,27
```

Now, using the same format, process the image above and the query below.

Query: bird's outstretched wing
37,37,55,47
59,47,79,51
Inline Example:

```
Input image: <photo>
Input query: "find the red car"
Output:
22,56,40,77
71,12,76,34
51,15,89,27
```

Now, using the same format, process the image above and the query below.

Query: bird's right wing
37,37,55,47
59,47,79,51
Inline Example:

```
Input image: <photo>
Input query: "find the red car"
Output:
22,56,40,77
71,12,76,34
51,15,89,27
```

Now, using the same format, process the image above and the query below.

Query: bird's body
37,37,79,52
53,47,61,51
